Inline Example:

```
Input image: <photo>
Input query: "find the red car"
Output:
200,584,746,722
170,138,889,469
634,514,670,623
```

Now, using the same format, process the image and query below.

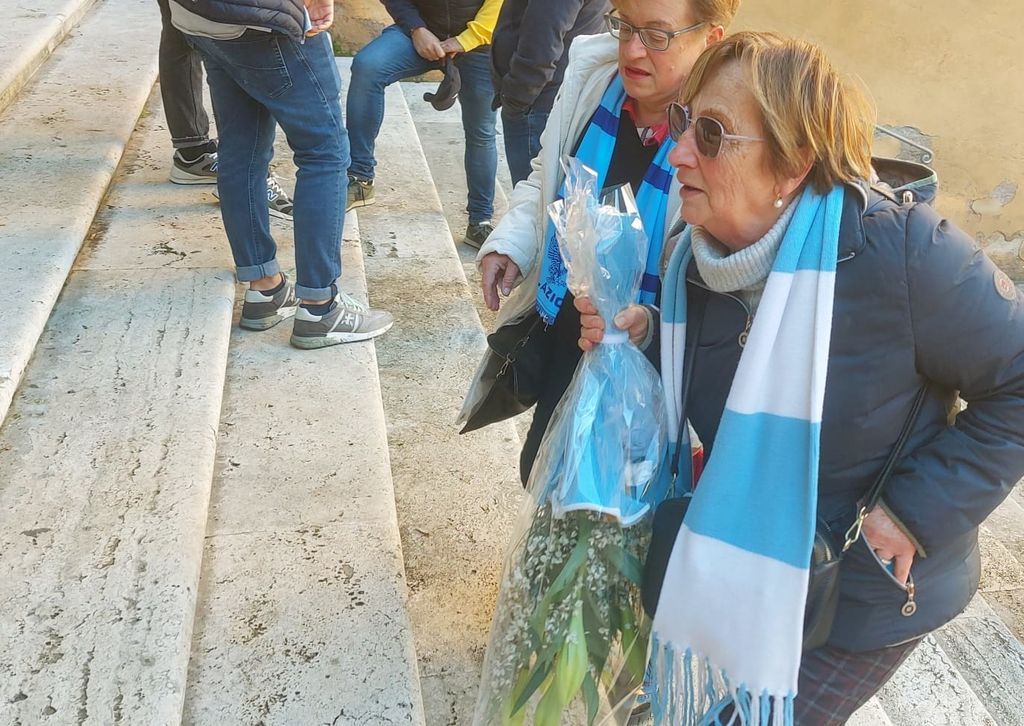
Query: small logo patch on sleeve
995,269,1018,301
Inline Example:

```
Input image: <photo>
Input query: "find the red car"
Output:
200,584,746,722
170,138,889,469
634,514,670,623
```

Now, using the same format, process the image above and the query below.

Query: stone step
182,212,425,725
0,0,159,427
0,85,233,724
933,595,1024,725
878,635,999,725
0,0,99,113
399,78,1024,725
342,61,526,723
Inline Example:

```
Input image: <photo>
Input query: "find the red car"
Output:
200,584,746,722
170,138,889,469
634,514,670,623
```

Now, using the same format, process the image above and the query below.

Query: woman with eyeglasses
578,32,1024,724
460,0,740,485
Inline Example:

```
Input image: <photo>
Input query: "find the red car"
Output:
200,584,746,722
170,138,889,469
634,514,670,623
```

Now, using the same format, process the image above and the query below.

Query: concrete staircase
0,4,421,723
0,2,1021,723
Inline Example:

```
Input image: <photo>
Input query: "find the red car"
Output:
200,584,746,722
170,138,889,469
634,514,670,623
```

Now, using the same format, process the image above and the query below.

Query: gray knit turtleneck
690,201,797,314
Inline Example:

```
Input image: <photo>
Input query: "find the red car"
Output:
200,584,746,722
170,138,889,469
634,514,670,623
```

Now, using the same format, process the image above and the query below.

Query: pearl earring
773,196,784,209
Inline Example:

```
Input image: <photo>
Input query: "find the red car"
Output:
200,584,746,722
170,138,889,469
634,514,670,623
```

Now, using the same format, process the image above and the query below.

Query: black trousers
156,0,211,148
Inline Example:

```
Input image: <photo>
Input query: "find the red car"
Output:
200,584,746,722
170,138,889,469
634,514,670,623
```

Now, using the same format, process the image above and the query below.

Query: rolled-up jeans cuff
294,281,337,301
172,135,213,149
235,258,281,283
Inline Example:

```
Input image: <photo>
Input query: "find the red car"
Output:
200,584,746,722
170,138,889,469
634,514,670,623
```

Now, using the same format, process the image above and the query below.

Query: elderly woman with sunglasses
579,32,1024,724
461,0,740,484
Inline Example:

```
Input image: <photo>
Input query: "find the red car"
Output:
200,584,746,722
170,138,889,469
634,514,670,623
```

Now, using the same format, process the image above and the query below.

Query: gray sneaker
347,176,375,211
267,174,294,221
239,275,300,330
464,221,494,249
290,292,393,349
212,175,293,222
170,149,218,185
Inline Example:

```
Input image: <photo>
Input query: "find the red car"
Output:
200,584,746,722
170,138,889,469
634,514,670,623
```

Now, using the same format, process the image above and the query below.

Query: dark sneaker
239,275,300,330
290,292,393,349
347,176,375,211
212,175,294,222
463,221,494,249
267,174,293,221
170,149,218,185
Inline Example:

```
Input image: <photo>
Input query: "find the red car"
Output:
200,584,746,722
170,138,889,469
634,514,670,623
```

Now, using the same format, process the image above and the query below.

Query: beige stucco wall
734,2,1024,279
332,1,1024,279
332,0,391,56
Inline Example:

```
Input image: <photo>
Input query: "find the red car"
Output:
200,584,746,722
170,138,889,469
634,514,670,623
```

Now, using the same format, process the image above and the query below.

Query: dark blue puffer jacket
669,163,1024,651
170,0,306,42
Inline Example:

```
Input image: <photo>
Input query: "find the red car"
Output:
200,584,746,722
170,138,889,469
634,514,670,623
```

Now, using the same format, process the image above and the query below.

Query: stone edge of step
0,0,160,428
0,0,100,115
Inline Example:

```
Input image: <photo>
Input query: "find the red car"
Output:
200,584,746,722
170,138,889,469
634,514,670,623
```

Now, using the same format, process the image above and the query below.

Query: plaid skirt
793,639,921,725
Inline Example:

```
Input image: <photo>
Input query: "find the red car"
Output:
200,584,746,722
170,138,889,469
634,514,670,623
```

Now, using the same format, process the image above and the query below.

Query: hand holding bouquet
474,161,668,725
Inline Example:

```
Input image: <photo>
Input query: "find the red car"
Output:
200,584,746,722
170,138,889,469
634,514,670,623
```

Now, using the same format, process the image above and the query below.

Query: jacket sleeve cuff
877,498,928,558
637,305,657,352
455,28,483,53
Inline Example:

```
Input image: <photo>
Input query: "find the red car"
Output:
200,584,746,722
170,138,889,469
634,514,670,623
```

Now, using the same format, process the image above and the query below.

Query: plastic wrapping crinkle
473,161,669,726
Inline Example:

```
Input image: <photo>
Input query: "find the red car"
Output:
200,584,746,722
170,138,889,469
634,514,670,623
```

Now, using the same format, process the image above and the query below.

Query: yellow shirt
455,0,503,52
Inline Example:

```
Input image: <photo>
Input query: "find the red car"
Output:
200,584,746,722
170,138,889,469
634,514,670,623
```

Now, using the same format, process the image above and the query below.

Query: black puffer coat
171,0,307,41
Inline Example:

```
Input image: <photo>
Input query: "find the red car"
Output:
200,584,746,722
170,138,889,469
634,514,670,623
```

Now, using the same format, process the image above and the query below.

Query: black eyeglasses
667,102,764,158
604,13,705,52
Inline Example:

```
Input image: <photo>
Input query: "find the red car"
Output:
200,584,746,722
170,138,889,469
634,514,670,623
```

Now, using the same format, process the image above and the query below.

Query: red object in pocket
692,444,705,486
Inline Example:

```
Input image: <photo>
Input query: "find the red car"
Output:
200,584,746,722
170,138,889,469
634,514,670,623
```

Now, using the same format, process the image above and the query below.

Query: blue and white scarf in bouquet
651,184,845,725
535,74,676,325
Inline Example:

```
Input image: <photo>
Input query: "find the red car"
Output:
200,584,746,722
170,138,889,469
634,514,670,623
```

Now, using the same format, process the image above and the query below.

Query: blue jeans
347,26,496,224
187,31,348,300
501,107,549,186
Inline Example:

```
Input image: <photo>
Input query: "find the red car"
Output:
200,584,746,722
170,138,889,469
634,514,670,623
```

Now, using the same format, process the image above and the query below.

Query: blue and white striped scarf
535,74,675,325
652,185,845,725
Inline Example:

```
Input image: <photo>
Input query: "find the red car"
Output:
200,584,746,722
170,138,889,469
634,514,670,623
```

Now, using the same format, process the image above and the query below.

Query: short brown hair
681,31,875,193
690,0,740,27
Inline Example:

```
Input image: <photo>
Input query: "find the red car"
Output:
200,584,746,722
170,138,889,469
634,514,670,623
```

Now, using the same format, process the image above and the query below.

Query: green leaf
511,658,553,715
533,680,563,726
603,543,644,586
619,606,649,682
582,593,611,676
552,603,589,706
582,672,600,726
528,526,592,634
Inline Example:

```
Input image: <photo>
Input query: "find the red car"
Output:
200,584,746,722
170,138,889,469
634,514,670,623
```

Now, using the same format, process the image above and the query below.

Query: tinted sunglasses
667,102,765,158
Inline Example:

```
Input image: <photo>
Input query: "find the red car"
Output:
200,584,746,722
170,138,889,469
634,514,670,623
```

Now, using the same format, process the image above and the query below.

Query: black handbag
640,294,929,652
459,311,550,434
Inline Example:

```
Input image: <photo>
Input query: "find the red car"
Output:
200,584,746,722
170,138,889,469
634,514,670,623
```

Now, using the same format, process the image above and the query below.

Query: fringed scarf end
650,636,796,726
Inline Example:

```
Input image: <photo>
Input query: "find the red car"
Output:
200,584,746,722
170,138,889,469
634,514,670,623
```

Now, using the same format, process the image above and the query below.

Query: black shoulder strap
669,288,708,489
843,383,929,551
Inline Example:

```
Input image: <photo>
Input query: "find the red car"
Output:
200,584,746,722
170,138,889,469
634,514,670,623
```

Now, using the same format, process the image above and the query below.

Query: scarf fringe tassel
650,636,795,726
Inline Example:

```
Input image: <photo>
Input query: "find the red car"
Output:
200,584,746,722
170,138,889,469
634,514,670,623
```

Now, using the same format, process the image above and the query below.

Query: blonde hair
681,31,876,193
609,0,739,28
690,0,740,27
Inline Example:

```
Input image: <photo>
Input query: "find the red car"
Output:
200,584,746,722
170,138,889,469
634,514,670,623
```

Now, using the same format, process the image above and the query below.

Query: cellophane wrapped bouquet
473,161,668,726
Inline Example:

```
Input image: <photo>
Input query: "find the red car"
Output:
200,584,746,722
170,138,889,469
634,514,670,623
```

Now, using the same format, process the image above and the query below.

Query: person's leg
186,34,280,288
453,48,497,226
239,32,392,346
501,107,549,186
345,25,433,182
253,31,347,301
156,0,211,150
792,640,921,725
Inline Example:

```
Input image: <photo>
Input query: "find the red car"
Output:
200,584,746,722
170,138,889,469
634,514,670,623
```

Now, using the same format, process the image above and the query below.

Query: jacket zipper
686,251,855,348
687,278,752,347
864,541,918,616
